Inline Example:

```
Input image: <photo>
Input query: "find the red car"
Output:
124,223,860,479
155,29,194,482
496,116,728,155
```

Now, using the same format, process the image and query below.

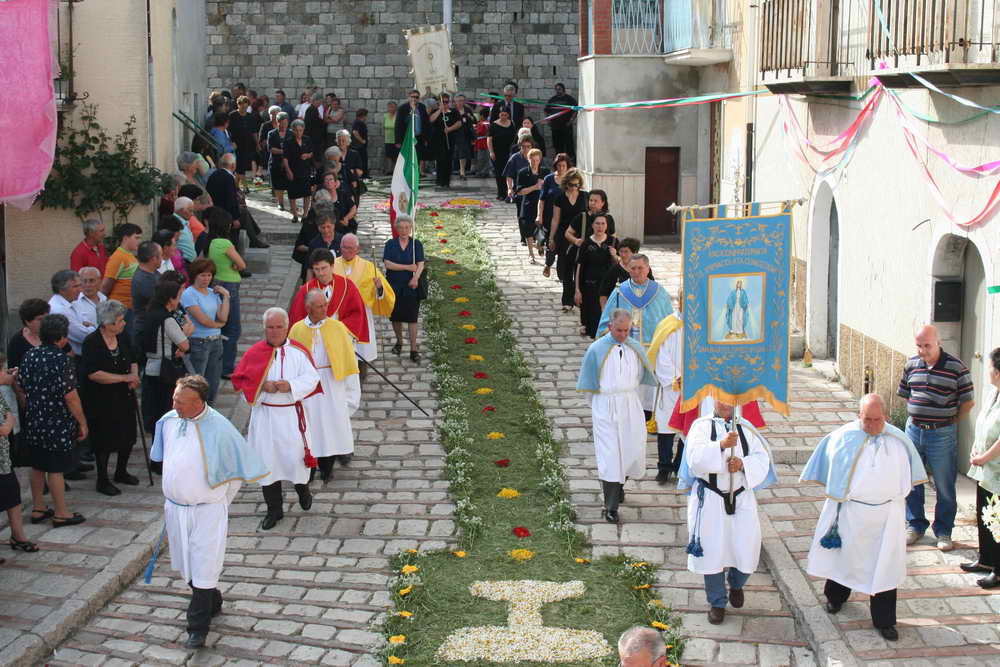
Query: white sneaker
937,536,954,552
906,527,922,545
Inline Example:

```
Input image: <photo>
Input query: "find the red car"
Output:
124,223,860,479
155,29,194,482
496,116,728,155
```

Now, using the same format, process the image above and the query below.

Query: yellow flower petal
497,487,520,499
575,557,591,564
651,621,670,631
633,584,652,590
445,270,459,276
629,562,650,568
452,550,467,558
485,431,505,439
389,634,406,644
461,324,477,331
509,548,535,561
467,354,484,361
454,297,470,303
404,549,418,554
437,231,448,236
441,248,453,254
473,387,493,395
388,657,405,664
398,586,413,597
398,610,413,618
401,565,419,575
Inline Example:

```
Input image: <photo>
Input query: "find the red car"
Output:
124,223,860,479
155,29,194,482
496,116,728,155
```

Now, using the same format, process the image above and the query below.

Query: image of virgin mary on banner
679,205,792,415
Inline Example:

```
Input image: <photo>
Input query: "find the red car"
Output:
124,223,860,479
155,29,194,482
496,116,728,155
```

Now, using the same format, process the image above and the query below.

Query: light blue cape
596,280,674,346
576,333,656,392
676,416,778,494
151,406,268,488
799,421,928,501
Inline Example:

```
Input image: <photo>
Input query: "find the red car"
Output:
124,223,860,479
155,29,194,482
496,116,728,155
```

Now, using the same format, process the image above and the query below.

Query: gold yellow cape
288,318,360,381
334,256,396,317
646,313,683,369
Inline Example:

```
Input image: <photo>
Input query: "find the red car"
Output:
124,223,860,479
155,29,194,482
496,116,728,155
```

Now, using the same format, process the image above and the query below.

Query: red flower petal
464,337,478,344
440,239,448,244
430,211,439,217
458,310,472,317
445,260,456,265
513,526,531,538
482,405,496,413
435,225,444,229
494,458,510,467
450,285,462,290
474,372,489,379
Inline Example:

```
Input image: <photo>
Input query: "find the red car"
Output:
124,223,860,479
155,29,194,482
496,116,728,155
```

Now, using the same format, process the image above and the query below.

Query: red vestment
288,274,369,342
668,399,765,436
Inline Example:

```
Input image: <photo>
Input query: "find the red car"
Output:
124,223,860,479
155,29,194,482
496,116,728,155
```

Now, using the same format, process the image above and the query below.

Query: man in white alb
678,399,777,624
231,307,322,530
800,393,927,641
577,308,657,524
289,290,361,481
151,375,267,649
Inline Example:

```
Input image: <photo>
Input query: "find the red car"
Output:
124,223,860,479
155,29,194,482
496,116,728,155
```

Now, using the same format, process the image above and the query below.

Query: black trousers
977,485,1000,571
492,155,507,199
551,124,575,161
556,253,576,307
601,480,623,513
657,433,683,472
824,579,896,628
580,281,602,338
187,582,222,634
435,143,453,187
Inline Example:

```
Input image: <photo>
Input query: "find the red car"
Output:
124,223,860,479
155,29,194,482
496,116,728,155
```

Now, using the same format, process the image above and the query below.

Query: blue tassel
820,503,843,550
144,524,168,584
686,537,704,557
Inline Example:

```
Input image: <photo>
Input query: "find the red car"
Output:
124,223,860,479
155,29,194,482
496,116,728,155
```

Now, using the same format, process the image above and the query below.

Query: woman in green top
205,208,246,378
383,101,398,175
964,347,1000,588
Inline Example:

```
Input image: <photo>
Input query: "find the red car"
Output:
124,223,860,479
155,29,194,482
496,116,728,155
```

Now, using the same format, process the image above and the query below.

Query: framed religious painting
707,272,765,345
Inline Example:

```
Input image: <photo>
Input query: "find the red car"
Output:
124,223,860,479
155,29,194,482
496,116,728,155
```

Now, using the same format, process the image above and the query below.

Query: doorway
644,147,680,236
826,200,840,358
959,242,985,466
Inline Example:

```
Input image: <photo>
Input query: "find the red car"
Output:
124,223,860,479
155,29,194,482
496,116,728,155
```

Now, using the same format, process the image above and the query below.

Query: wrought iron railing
760,0,815,74
613,0,663,54
664,0,733,53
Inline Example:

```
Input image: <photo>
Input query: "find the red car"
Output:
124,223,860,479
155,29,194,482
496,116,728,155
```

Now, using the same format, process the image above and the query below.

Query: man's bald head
915,324,941,365
859,393,887,435
618,626,666,666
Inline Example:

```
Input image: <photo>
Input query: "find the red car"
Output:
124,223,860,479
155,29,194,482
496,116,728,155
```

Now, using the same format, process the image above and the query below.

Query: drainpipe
443,0,452,32
146,0,157,231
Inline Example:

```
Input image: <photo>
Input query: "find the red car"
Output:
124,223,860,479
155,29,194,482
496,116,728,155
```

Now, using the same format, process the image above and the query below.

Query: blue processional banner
680,206,792,415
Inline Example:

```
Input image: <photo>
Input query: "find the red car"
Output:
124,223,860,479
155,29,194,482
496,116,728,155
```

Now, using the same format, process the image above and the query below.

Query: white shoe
905,527,922,545
937,536,954,552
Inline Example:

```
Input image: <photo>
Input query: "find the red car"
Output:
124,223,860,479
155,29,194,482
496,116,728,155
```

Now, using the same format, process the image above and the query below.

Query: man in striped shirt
898,325,975,552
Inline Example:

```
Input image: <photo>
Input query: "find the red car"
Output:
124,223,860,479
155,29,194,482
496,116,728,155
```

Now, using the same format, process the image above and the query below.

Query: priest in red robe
288,248,369,342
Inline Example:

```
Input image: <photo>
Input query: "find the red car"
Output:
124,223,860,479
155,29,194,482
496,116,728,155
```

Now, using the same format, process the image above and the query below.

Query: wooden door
644,147,680,236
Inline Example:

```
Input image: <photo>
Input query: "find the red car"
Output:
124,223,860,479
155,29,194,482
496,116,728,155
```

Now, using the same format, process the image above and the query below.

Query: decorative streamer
481,89,768,112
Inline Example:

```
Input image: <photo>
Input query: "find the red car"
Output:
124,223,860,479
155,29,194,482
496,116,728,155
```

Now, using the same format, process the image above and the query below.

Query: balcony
663,0,734,65
759,0,855,94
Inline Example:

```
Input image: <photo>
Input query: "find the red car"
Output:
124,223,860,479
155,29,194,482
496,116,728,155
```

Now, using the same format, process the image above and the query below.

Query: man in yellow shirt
333,233,395,375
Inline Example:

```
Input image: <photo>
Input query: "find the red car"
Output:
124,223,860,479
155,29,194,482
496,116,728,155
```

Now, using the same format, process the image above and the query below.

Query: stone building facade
205,0,580,168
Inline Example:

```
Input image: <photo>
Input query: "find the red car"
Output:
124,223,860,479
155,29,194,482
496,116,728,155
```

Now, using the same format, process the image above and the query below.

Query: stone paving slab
37,192,451,666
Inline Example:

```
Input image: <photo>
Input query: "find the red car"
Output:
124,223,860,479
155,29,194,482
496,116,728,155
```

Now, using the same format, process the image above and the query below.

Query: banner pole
668,198,805,216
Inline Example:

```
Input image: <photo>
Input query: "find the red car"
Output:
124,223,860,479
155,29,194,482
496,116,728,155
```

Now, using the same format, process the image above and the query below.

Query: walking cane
132,393,155,487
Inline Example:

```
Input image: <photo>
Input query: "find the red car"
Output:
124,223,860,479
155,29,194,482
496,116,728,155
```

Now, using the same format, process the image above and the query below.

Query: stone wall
205,0,580,169
837,323,909,419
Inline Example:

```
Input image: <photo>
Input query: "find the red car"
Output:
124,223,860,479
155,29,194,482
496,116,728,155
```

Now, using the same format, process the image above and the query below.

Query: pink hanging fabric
0,0,57,210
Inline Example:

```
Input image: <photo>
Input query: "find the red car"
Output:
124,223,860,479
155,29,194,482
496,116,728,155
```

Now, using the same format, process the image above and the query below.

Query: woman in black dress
382,216,426,363
7,298,48,370
487,109,517,200
267,112,291,212
566,189,616,245
228,95,259,191
522,117,546,157
515,148,550,264
549,168,589,313
20,314,86,528
283,119,314,224
537,153,571,278
80,300,139,496
575,215,617,338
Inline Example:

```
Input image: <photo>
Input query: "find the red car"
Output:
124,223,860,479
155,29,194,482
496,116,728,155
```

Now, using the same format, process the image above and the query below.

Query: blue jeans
219,281,241,376
905,420,958,538
704,568,750,608
187,337,224,403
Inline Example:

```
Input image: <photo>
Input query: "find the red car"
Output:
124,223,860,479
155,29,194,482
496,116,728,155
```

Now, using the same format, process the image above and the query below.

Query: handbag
158,322,187,387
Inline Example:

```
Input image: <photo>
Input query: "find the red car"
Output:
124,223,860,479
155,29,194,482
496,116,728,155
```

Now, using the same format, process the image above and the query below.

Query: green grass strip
378,207,684,666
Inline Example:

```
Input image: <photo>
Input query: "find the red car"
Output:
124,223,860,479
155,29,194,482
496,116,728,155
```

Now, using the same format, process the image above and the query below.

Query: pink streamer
0,0,57,210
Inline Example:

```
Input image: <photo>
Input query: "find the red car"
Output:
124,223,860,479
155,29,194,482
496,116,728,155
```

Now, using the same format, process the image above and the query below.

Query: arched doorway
931,233,986,466
807,181,839,359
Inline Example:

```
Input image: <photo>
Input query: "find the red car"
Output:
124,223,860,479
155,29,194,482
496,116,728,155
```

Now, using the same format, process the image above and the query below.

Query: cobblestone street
0,180,991,666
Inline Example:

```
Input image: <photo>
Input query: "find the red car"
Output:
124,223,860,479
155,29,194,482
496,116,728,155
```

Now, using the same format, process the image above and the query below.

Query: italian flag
389,114,419,237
